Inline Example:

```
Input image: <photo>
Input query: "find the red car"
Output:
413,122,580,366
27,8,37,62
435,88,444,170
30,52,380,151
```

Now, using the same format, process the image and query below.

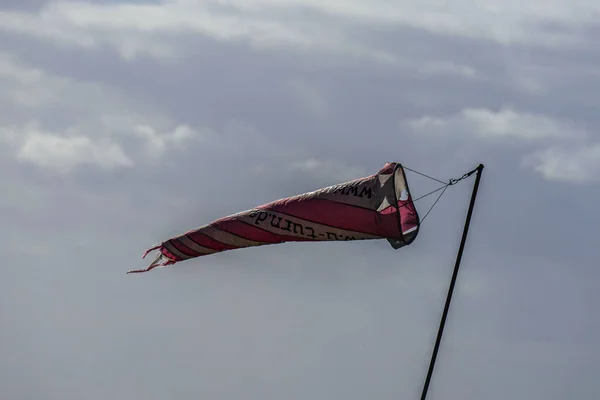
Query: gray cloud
1,1,599,399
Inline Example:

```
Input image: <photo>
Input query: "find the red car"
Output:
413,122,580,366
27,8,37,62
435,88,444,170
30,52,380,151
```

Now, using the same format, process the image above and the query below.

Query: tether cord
419,184,449,223
400,165,478,222
395,184,450,222
403,166,448,185
412,185,447,204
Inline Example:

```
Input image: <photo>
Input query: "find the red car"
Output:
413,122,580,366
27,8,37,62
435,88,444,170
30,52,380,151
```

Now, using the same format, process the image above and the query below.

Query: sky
1,0,599,399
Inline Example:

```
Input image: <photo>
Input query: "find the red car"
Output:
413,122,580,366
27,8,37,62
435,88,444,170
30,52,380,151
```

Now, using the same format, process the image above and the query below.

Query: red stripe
187,231,238,252
160,246,181,263
398,199,419,233
379,163,395,174
213,219,315,243
169,239,203,258
263,198,401,238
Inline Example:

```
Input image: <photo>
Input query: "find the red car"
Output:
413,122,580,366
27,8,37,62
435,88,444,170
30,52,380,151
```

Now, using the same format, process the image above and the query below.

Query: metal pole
420,163,485,400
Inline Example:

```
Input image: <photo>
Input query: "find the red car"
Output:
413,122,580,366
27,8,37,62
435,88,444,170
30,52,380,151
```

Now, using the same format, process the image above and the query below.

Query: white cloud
0,51,362,180
407,107,584,141
0,0,390,61
0,119,204,173
131,124,207,158
1,122,133,173
522,144,600,183
19,133,132,173
0,52,206,173
0,0,597,63
405,106,600,183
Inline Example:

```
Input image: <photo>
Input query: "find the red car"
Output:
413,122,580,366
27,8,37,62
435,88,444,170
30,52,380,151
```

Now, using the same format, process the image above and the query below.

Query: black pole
420,163,485,400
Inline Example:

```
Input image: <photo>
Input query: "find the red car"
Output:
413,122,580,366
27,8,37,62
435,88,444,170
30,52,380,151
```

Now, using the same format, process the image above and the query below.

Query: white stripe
178,236,218,255
163,241,192,260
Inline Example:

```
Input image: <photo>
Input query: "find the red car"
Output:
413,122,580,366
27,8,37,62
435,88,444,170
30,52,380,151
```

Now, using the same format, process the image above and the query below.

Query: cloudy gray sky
1,1,599,399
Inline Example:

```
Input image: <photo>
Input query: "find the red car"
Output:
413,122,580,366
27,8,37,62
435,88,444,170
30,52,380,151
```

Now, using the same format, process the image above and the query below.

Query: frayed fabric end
141,244,160,259
127,247,174,274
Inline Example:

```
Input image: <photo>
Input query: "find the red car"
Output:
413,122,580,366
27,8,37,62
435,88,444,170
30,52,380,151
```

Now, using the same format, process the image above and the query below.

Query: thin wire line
420,184,449,223
404,185,448,207
403,166,448,185
398,164,478,223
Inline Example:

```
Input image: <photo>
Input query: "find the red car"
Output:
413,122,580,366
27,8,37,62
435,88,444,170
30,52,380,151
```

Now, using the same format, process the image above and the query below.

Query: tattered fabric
130,162,420,273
